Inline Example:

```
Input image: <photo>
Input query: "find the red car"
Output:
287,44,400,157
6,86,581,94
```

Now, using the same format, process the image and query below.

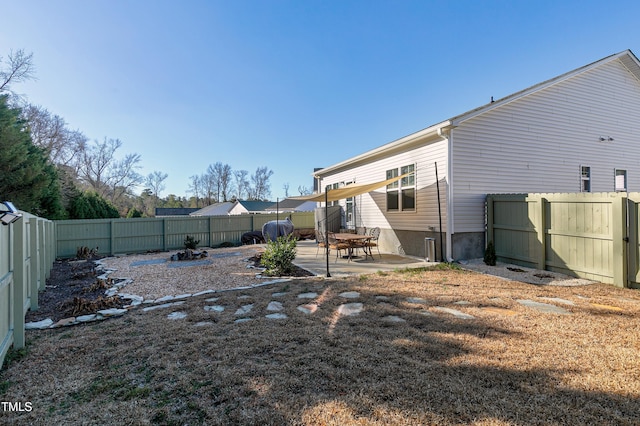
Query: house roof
315,49,640,177
155,208,200,216
264,199,317,212
190,202,234,216
234,200,275,213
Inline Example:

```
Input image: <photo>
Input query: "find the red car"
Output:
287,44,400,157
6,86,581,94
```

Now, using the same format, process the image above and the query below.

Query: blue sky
2,0,639,200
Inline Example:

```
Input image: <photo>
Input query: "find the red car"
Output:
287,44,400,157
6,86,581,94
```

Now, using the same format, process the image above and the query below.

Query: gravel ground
460,258,597,286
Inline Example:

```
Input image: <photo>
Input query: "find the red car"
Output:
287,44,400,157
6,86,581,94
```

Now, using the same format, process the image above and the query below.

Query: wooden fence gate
487,193,640,288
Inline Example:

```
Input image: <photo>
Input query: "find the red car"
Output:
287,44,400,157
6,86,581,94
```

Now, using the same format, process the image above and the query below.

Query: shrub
184,235,199,250
260,235,297,276
484,240,497,266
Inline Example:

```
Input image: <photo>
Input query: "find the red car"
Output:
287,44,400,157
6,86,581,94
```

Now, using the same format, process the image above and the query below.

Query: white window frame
580,166,591,193
386,164,416,212
615,169,627,192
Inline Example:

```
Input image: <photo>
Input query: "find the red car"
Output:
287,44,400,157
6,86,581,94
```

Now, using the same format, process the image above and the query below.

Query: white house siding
318,137,448,256
452,58,640,236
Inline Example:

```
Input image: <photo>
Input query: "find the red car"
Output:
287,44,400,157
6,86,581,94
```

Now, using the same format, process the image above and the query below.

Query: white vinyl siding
451,58,640,233
318,138,448,232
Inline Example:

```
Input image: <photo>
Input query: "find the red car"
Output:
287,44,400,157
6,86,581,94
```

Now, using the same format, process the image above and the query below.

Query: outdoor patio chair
328,233,350,262
315,230,327,258
365,227,381,258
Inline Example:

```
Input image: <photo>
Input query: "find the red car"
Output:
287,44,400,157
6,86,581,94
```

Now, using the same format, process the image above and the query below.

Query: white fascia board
315,120,452,177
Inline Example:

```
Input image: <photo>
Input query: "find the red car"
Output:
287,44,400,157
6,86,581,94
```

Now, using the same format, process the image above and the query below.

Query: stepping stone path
517,299,570,314
36,262,634,331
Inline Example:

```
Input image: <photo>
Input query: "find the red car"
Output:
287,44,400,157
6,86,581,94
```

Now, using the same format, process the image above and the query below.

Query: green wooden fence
55,212,316,258
486,193,639,288
0,213,55,368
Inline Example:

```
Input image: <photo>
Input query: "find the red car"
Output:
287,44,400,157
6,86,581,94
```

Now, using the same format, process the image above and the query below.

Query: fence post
29,218,39,310
612,194,628,288
536,197,547,270
11,220,25,350
109,220,115,256
485,195,494,249
627,197,638,288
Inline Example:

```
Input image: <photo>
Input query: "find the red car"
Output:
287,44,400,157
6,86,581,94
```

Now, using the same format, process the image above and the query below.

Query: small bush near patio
260,235,297,276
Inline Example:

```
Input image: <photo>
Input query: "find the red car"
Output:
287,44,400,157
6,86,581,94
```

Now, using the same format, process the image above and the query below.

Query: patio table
332,233,373,260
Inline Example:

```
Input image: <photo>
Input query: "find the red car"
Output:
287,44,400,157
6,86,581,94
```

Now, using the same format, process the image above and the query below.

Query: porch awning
292,173,410,202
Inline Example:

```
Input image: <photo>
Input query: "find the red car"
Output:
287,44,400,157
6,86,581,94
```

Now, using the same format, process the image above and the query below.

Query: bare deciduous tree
187,174,203,207
298,185,312,196
146,170,168,200
78,138,143,204
249,166,273,201
234,170,249,200
22,104,88,168
282,182,290,197
0,49,36,95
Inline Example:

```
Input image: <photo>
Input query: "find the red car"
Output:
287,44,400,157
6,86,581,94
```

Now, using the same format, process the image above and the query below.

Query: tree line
0,49,301,219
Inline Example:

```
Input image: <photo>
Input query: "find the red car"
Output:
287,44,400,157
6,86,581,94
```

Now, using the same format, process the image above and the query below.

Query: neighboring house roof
315,49,640,177
264,199,317,212
232,200,274,214
189,202,234,216
155,208,200,216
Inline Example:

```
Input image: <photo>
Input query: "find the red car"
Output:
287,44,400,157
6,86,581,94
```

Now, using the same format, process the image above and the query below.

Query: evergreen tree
68,192,119,219
0,95,64,219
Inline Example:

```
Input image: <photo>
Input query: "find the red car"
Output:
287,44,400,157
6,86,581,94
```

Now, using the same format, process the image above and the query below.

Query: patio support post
325,187,331,277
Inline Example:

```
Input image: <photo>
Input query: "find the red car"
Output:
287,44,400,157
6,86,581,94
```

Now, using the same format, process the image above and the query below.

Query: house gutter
437,126,454,262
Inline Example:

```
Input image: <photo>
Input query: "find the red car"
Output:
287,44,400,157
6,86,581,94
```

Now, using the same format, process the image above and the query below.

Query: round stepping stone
338,303,363,316
383,315,406,323
272,292,288,297
265,313,288,319
204,305,225,313
194,321,214,327
407,297,427,304
205,297,220,303
339,291,360,299
297,292,318,299
267,301,284,311
375,295,391,301
167,311,187,320
297,304,318,314
235,304,254,315
237,295,252,300
235,318,253,324
454,300,471,305
434,307,475,319
517,299,570,314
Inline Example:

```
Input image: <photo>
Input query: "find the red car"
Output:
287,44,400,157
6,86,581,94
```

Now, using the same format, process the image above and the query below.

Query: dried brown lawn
2,266,639,425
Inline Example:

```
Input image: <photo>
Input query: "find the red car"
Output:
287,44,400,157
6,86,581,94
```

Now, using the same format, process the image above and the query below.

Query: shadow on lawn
2,278,639,425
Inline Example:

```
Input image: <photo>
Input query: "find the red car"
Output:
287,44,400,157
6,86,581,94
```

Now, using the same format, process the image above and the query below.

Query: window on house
386,164,416,211
615,169,627,192
581,166,591,192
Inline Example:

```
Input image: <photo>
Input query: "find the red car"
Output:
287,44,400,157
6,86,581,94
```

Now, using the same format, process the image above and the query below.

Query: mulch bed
25,257,126,323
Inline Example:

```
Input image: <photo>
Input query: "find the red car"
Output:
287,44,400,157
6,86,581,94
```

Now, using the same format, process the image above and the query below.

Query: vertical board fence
0,213,55,368
55,212,316,258
487,193,639,288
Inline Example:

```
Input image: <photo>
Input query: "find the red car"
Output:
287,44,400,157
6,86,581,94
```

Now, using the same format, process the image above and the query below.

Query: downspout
437,127,454,262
